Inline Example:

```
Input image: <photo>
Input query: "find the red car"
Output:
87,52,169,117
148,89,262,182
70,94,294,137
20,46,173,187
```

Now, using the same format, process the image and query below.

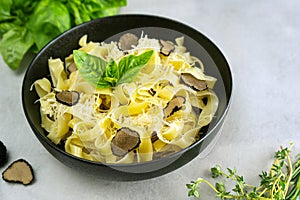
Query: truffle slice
118,33,139,51
66,62,77,74
0,140,7,167
180,73,208,91
148,88,156,96
163,96,186,118
159,40,175,56
56,91,80,106
151,131,159,143
111,128,140,157
2,159,34,185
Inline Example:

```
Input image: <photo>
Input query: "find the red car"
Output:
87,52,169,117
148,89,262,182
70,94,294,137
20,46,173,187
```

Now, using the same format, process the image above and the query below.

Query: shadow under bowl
22,14,233,181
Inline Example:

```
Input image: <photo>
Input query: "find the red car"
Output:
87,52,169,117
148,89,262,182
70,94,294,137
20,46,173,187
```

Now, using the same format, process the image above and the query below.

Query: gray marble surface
1,0,300,199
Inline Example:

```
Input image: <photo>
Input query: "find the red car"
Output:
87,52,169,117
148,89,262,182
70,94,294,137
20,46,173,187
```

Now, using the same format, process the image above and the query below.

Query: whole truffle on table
2,159,34,185
0,140,7,166
111,128,140,157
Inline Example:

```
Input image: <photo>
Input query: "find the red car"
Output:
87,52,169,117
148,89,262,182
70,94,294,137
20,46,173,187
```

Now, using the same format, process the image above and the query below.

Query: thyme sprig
187,143,300,199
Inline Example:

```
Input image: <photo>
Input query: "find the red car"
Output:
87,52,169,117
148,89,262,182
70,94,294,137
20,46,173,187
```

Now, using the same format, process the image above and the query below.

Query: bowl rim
22,14,234,168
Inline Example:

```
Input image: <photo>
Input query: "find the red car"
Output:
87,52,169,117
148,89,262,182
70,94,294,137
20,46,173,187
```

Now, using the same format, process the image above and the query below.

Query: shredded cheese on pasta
33,34,219,163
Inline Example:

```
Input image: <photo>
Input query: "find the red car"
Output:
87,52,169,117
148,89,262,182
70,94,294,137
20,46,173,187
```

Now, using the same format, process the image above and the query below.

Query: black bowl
22,14,233,181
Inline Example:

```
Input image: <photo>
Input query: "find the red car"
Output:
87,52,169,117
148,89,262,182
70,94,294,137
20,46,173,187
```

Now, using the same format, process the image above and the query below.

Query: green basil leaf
103,77,118,86
27,0,71,50
117,65,145,85
87,0,126,18
105,59,119,79
0,27,34,70
117,50,154,84
0,23,17,37
75,49,153,88
66,0,126,25
73,50,108,87
97,79,113,88
67,2,91,25
0,0,13,22
0,0,127,70
95,0,127,8
11,0,38,14
119,50,154,71
91,7,119,18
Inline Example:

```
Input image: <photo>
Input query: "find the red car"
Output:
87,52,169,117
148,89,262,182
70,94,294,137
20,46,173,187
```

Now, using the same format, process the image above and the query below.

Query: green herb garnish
0,0,127,70
187,143,300,199
73,50,154,88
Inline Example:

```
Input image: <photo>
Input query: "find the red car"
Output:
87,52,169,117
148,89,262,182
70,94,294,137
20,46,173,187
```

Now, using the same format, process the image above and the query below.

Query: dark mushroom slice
159,40,175,56
99,94,111,110
148,88,156,96
0,140,7,167
151,131,159,143
2,159,34,185
66,62,77,74
180,73,208,91
118,33,139,51
163,96,186,118
56,91,80,106
46,114,55,121
111,128,140,157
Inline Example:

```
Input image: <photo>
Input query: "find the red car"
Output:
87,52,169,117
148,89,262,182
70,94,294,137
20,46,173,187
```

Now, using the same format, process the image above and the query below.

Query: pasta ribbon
137,138,153,162
34,34,219,164
33,78,51,98
47,113,72,144
49,58,69,90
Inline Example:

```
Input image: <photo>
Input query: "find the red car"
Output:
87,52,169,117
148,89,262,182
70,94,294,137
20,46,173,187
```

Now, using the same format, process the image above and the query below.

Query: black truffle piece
118,33,139,51
2,159,34,185
180,73,208,91
163,96,186,118
0,140,7,167
56,90,80,106
111,128,140,157
159,40,175,56
151,131,159,143
66,62,77,74
148,88,156,96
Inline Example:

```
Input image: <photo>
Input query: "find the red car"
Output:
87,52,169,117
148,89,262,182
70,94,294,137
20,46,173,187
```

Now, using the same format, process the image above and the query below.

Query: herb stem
257,188,268,197
195,178,220,194
285,151,294,196
187,143,300,199
271,173,284,198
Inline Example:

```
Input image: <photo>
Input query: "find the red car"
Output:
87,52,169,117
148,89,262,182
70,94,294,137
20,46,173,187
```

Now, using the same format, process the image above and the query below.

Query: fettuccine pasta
33,33,219,163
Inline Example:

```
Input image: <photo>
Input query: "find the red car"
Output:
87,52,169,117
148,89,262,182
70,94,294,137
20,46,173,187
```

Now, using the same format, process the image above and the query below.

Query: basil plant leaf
74,49,154,89
117,66,145,85
0,23,18,37
73,50,108,87
103,59,119,86
0,27,34,70
0,0,13,22
27,0,71,50
67,2,91,25
105,59,119,79
117,50,154,85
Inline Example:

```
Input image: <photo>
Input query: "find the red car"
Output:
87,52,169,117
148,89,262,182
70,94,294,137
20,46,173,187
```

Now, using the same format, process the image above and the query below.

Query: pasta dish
33,33,219,164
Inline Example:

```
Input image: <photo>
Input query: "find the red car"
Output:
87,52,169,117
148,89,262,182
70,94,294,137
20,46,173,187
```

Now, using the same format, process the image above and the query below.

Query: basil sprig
0,0,127,70
73,50,154,88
